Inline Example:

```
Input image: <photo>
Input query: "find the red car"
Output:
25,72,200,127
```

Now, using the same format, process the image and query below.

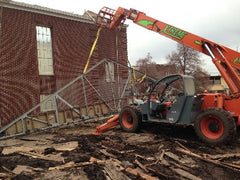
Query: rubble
0,121,240,179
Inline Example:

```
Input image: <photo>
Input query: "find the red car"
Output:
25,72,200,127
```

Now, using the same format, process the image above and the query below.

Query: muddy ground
0,117,240,180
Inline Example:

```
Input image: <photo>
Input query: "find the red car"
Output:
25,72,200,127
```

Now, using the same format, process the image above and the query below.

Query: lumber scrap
146,167,168,179
204,153,240,160
170,167,202,180
18,151,64,162
104,158,130,180
48,156,104,171
165,151,196,168
12,165,44,175
176,147,240,172
134,159,149,173
52,141,78,151
48,161,93,171
135,154,155,161
125,167,159,180
1,141,78,155
99,149,118,158
0,172,10,178
101,145,135,154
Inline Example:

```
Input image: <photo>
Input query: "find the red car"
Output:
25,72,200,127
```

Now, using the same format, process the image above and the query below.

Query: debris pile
0,122,240,179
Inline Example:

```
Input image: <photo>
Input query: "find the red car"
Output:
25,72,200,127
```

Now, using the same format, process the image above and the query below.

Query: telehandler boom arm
96,7,240,97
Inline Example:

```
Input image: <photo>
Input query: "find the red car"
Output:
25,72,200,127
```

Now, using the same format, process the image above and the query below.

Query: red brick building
0,1,128,126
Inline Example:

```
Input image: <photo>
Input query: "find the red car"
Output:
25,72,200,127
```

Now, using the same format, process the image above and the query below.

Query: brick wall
0,7,128,126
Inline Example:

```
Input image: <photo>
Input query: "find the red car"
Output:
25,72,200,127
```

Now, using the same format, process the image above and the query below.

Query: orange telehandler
93,7,240,144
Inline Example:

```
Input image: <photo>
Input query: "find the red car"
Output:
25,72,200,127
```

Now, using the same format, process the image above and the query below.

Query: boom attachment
96,7,128,31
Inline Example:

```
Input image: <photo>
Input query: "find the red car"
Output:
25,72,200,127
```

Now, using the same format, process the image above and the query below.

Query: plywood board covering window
36,26,54,75
40,95,56,112
105,61,114,82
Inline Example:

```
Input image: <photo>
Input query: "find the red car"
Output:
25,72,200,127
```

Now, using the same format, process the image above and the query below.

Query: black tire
119,106,142,133
194,108,236,145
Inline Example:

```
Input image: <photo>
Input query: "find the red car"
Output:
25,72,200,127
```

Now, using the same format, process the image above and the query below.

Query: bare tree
136,52,157,76
166,44,202,75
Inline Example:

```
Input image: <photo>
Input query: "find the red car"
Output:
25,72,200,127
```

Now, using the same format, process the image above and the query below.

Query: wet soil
0,120,240,180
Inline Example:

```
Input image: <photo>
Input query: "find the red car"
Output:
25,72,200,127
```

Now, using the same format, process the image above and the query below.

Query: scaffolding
0,58,155,139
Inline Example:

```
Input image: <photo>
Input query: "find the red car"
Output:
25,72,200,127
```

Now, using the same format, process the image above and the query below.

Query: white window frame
36,26,54,75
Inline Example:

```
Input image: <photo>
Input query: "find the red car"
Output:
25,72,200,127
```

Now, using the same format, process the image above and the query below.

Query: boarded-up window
36,26,54,75
40,95,56,112
105,62,114,82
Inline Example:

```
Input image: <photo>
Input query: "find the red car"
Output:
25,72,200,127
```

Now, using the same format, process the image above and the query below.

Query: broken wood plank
104,159,130,180
101,145,135,154
176,147,240,172
1,141,78,155
18,151,64,162
99,149,118,158
170,167,202,180
165,151,181,163
165,151,196,168
2,146,35,155
174,140,190,151
146,167,168,179
1,166,14,175
0,172,12,178
134,159,149,173
49,161,93,171
159,149,165,162
49,161,75,170
204,153,240,160
52,141,78,151
89,157,105,165
125,167,159,180
135,154,155,161
12,165,34,175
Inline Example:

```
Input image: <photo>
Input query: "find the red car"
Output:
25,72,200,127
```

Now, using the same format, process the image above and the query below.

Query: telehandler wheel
119,106,142,133
194,108,236,145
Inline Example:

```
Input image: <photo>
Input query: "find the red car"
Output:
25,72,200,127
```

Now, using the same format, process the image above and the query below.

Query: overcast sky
15,0,240,75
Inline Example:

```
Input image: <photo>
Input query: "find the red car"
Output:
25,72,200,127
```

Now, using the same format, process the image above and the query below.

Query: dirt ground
1,117,240,180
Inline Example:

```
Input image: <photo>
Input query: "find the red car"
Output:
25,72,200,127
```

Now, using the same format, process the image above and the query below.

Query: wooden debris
176,147,240,172
12,165,42,175
204,153,240,160
146,167,168,179
101,145,135,154
134,159,149,173
159,149,165,162
104,158,130,180
49,161,93,171
165,152,181,163
18,151,64,162
174,140,190,151
125,167,159,180
2,146,35,155
1,141,78,155
52,141,78,151
158,144,164,151
121,161,134,169
99,149,118,158
49,161,76,170
1,166,14,175
165,151,196,167
49,156,104,171
135,154,155,161
0,172,10,178
170,167,202,180
89,157,105,165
